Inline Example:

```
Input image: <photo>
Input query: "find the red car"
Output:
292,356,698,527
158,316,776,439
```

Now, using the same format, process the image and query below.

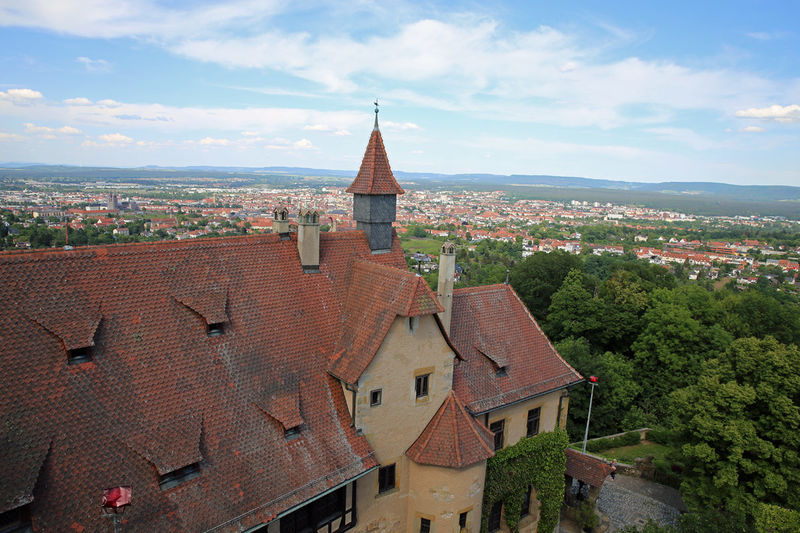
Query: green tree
545,269,602,342
670,337,800,521
510,250,581,320
632,290,732,412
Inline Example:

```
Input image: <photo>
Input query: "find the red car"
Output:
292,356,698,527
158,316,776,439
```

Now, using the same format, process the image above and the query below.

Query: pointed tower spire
348,103,405,252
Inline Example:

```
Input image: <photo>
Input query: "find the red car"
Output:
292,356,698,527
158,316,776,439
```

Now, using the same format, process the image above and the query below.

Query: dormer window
159,462,201,490
285,426,302,440
496,366,507,377
0,504,31,532
206,322,225,337
68,345,93,365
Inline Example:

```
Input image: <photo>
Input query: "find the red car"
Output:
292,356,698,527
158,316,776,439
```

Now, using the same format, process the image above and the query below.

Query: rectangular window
279,485,356,533
67,346,93,365
489,419,505,450
159,462,201,490
420,518,431,533
207,322,225,337
459,511,468,530
415,374,430,398
520,486,532,518
0,504,31,533
378,464,396,494
488,501,502,533
526,407,541,438
370,389,382,406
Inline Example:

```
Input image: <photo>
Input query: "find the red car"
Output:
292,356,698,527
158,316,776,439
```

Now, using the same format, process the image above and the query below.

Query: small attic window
407,316,419,334
68,345,93,365
159,462,201,490
206,322,225,337
0,504,31,532
496,366,508,377
285,425,302,440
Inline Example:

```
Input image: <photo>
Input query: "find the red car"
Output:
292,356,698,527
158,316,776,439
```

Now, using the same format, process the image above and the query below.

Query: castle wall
352,314,457,533
485,389,568,450
407,461,486,533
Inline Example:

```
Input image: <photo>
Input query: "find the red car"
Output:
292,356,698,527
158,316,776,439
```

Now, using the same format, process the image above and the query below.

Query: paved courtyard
596,475,687,532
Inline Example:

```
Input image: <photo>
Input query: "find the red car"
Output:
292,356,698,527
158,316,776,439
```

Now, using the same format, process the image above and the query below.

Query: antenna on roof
373,98,379,130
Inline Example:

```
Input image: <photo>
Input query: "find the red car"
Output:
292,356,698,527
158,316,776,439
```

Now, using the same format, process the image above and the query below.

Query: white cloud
198,136,231,146
241,131,260,136
97,99,122,107
746,31,791,41
739,126,765,133
0,131,24,141
735,104,800,123
644,127,721,150
333,129,351,136
0,0,285,40
303,124,330,131
63,97,93,105
0,88,44,103
76,56,111,72
265,137,314,150
24,122,82,137
98,133,133,143
1,4,794,131
383,121,420,131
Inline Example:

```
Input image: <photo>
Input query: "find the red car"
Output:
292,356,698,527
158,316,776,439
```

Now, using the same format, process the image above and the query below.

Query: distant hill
1,163,798,218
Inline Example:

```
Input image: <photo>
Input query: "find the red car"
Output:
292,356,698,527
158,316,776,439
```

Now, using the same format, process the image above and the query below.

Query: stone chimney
273,206,290,238
437,241,456,334
297,207,321,273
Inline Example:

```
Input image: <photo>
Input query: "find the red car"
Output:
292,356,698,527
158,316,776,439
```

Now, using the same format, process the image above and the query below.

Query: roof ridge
0,232,283,262
455,392,494,456
450,394,461,465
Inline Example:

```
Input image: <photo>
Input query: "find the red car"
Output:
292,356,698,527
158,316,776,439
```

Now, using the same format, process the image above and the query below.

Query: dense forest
410,238,800,531
507,251,800,532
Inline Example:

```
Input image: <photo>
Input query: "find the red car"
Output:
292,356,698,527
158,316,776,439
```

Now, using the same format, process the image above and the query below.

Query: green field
400,236,446,255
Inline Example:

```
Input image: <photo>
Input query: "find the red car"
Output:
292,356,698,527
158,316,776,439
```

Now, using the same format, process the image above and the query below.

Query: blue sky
1,0,798,186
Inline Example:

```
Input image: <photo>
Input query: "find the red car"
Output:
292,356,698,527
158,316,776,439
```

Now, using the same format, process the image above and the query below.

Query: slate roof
346,126,405,195
564,448,614,487
0,231,412,532
328,260,443,384
406,391,494,468
450,284,583,414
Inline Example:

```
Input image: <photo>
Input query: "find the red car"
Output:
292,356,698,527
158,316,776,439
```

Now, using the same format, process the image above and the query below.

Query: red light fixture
589,376,598,383
102,486,132,511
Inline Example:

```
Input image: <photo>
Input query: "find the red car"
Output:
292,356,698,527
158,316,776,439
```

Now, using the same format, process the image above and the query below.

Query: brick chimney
273,206,290,238
437,241,456,334
297,207,321,273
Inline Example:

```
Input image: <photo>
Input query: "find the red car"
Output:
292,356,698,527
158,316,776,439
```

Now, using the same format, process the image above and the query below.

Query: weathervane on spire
373,98,379,130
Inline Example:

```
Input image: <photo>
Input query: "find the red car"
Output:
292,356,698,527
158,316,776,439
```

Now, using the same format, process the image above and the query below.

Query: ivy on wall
481,430,569,533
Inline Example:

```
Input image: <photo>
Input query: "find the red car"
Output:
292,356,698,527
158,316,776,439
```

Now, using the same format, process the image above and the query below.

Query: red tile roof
450,284,582,414
346,127,405,195
564,449,613,487
328,260,443,384
0,231,404,531
406,391,494,468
